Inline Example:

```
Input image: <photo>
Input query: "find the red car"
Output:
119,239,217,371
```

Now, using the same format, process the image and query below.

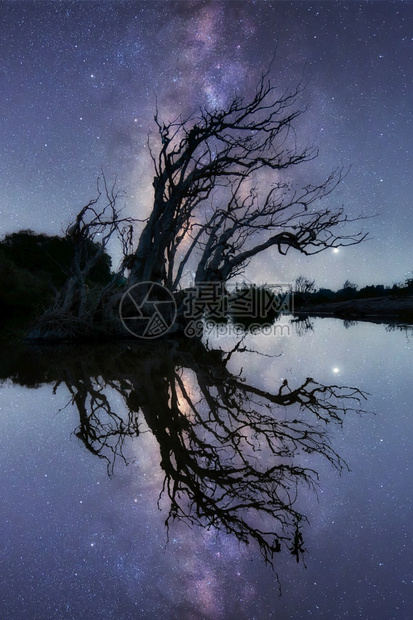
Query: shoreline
293,295,413,325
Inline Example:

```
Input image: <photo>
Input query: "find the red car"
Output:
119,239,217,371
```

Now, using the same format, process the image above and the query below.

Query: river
0,317,412,619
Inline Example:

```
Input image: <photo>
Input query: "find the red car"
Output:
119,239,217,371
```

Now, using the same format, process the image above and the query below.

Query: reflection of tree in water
385,322,413,339
4,338,367,571
290,316,315,336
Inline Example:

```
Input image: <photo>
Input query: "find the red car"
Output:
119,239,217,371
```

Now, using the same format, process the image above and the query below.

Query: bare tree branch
128,70,367,289
33,339,369,570
27,63,369,341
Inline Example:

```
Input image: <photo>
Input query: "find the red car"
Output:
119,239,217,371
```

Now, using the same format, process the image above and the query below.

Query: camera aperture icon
119,282,177,339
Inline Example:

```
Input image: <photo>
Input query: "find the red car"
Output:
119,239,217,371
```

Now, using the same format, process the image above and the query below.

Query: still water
0,318,412,619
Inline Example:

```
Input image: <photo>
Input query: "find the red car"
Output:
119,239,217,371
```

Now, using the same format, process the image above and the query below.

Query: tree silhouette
26,66,367,341
17,337,367,572
0,229,113,328
0,229,112,288
128,69,366,290
26,176,136,340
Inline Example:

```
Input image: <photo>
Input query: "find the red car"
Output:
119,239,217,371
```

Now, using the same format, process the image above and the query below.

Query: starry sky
1,0,412,289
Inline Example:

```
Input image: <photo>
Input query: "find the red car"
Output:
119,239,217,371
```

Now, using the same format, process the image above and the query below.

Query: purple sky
1,1,412,289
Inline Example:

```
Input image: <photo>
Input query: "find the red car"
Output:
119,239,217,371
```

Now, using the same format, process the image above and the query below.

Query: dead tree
26,176,136,340
128,69,367,290
39,338,368,571
27,66,368,341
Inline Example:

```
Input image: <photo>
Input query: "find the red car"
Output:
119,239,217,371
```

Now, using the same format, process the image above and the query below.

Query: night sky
1,0,412,289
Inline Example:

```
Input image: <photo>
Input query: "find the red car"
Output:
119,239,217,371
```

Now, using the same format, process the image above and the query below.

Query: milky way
1,1,412,289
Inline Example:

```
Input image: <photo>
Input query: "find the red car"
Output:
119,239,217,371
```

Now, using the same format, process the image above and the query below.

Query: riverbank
295,296,413,324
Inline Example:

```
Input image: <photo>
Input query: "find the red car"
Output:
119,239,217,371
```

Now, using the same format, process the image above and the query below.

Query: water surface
0,318,412,619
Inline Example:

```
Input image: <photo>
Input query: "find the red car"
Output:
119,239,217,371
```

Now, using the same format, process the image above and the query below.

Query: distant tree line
291,275,413,308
